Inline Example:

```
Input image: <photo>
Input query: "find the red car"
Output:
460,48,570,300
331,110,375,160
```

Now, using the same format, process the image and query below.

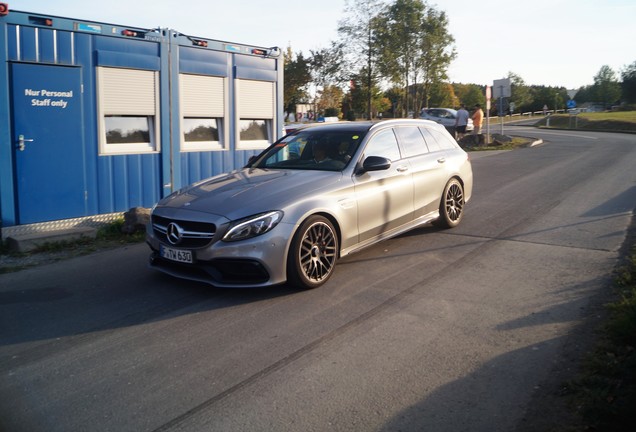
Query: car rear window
395,126,429,158
419,126,457,152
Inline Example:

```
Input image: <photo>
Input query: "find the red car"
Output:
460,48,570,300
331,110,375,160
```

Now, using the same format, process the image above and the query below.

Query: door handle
396,165,409,173
17,134,34,151
437,157,446,164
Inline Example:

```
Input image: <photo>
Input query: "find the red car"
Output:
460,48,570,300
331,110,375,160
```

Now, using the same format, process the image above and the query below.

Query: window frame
179,74,228,152
235,79,275,150
96,67,160,155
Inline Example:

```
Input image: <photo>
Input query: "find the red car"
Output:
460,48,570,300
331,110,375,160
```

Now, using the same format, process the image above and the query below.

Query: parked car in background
147,119,473,290
420,108,474,136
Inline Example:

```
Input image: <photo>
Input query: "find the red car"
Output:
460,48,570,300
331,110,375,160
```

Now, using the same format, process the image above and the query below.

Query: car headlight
222,211,283,242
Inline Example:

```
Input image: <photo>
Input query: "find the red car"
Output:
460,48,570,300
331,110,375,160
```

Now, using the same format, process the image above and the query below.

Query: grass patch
536,111,636,132
464,136,533,151
565,242,636,431
27,218,146,254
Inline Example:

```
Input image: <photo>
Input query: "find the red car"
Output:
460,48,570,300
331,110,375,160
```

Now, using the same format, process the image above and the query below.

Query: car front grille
152,215,216,248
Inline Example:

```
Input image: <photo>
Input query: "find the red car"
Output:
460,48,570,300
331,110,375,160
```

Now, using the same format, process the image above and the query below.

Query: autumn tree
317,85,345,117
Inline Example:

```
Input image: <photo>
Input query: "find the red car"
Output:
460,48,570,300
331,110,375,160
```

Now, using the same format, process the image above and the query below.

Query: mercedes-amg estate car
147,119,473,289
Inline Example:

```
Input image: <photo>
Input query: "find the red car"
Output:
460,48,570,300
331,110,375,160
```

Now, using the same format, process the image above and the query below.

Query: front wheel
287,215,338,289
435,178,465,228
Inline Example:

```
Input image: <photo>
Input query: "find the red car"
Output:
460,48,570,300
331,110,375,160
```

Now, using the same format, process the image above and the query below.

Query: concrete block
6,227,97,253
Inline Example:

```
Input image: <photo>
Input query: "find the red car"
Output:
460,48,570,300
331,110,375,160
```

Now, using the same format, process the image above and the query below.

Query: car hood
156,168,343,220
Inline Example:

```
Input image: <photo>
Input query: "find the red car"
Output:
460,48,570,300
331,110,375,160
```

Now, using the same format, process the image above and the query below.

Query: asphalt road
1,129,635,432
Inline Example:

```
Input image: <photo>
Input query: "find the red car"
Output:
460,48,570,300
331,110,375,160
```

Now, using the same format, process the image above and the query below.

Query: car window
419,127,441,152
429,128,458,150
395,126,429,158
364,128,401,161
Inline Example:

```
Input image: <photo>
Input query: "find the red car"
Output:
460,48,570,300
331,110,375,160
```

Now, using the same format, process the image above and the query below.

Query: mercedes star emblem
166,222,184,245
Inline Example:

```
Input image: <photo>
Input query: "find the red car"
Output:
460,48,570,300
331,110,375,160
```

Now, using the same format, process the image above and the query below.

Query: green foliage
317,85,345,116
537,111,636,132
566,244,636,431
529,85,569,112
507,72,533,113
283,47,312,113
621,61,636,103
374,0,455,116
337,0,385,119
453,83,484,109
426,82,457,108
593,65,622,107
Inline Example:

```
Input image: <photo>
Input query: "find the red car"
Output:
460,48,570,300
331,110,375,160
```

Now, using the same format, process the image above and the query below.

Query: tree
283,47,311,117
507,72,533,113
337,0,385,119
375,0,455,117
416,8,456,110
309,42,346,89
453,83,484,109
345,67,388,118
375,0,425,116
592,65,621,108
621,61,636,103
316,85,345,117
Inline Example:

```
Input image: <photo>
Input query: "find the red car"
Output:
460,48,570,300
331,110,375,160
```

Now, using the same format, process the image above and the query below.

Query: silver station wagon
147,119,473,289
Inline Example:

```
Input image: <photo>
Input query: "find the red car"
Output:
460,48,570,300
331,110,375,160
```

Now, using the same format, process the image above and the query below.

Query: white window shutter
238,80,274,119
180,74,225,117
99,67,158,115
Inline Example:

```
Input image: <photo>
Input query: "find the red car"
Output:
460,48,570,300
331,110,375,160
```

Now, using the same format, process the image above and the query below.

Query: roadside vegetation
564,240,636,431
536,111,636,133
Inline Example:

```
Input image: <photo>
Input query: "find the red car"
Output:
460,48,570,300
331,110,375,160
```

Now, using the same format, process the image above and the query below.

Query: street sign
567,99,576,109
493,78,511,98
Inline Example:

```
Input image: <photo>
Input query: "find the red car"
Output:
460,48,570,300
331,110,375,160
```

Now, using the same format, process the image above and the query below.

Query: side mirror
359,156,391,173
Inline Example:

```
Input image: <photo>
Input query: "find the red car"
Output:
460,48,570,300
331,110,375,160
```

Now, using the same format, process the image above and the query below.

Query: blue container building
0,6,284,234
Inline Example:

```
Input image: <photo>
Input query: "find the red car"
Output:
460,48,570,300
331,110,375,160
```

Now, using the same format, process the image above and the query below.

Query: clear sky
14,0,636,90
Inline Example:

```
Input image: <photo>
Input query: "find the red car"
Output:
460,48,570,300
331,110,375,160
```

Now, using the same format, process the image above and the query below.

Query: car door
353,127,414,243
395,125,449,217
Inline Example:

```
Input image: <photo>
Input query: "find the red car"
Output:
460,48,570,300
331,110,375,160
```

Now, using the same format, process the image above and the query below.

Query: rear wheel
435,178,465,228
287,215,338,289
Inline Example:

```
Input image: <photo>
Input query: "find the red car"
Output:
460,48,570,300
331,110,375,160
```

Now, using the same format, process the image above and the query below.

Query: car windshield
251,128,368,171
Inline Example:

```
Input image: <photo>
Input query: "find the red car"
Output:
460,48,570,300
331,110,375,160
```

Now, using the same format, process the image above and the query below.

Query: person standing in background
472,104,484,135
455,104,469,140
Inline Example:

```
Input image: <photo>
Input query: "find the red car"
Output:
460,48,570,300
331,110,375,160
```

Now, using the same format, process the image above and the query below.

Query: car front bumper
146,222,297,288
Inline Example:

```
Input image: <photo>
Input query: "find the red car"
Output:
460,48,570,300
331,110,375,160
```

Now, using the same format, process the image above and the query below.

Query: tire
287,215,338,289
435,178,465,228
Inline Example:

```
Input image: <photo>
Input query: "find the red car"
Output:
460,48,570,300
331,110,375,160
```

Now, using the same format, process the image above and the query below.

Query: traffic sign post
485,85,491,144
493,78,511,136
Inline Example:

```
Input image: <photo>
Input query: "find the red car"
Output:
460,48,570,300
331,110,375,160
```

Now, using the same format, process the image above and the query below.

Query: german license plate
160,245,193,264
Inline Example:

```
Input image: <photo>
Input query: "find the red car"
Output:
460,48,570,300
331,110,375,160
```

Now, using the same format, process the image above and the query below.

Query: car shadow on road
0,245,300,349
